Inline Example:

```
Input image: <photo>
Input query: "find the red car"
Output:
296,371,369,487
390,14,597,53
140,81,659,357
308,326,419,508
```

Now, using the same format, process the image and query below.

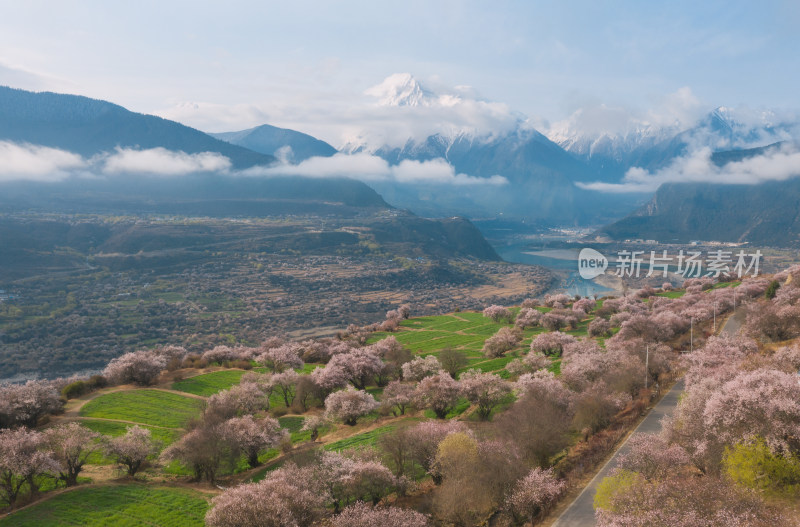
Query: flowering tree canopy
515,307,542,329
324,348,384,390
413,372,460,419
459,369,512,420
507,467,565,523
483,305,513,323
104,425,160,477
0,380,62,428
205,464,327,527
530,331,576,358
324,387,379,426
401,356,441,382
0,427,60,507
43,422,100,486
103,350,166,386
256,343,304,373
332,502,430,527
222,415,288,468
381,381,415,416
482,327,522,358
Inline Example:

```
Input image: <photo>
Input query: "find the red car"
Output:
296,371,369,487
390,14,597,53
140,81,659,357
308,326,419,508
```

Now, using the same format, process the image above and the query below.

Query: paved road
551,378,685,527
552,307,744,526
721,308,745,336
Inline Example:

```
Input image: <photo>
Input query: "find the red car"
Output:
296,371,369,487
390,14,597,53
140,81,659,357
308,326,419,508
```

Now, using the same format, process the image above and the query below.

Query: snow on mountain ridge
546,107,681,161
365,73,440,107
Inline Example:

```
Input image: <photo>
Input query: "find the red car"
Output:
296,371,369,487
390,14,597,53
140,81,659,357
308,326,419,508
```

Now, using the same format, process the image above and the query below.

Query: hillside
0,86,274,168
0,173,389,217
0,87,398,216
599,144,800,246
212,124,338,162
0,211,551,380
599,178,800,246
5,274,790,526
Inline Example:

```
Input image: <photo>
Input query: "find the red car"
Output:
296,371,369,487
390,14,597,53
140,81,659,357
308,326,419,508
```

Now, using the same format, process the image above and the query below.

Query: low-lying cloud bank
0,141,506,186
0,142,87,182
244,153,508,186
577,143,800,193
102,147,232,175
0,142,233,181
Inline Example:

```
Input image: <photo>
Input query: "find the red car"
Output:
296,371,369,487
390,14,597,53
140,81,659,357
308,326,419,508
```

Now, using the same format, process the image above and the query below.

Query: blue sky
0,1,797,143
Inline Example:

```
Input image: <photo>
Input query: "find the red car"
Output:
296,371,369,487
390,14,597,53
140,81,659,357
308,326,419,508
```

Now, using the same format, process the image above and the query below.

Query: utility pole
690,317,693,353
645,345,649,390
713,301,717,333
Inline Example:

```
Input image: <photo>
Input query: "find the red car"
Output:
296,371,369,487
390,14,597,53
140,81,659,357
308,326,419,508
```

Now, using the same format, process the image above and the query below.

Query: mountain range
551,106,799,181
2,81,800,246
0,86,387,218
598,143,800,246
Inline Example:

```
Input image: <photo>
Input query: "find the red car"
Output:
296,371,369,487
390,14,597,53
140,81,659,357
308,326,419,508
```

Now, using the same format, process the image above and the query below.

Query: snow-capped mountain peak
365,73,436,107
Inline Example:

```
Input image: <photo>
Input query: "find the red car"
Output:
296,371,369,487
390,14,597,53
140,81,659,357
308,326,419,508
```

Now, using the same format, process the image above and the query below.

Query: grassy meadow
0,485,208,527
79,390,203,429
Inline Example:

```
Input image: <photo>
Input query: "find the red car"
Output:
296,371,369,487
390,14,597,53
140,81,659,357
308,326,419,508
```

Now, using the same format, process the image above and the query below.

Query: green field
171,370,246,396
0,484,208,526
277,415,327,443
367,310,566,374
80,390,203,429
656,290,686,298
80,419,182,446
324,423,400,451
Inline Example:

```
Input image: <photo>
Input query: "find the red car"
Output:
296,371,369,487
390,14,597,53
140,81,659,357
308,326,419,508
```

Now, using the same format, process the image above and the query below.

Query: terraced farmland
79,390,203,429
0,484,208,526
367,310,561,374
79,419,182,446
171,370,247,396
324,423,401,451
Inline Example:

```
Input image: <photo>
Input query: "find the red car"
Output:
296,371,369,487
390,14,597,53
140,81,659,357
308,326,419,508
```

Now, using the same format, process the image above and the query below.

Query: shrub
61,380,90,400
87,375,108,390
765,279,780,300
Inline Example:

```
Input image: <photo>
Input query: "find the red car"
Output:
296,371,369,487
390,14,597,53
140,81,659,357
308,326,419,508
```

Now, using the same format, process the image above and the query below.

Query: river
496,242,613,298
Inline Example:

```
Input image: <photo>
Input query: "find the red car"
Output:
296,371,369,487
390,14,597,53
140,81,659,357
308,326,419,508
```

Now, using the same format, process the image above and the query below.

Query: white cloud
157,73,521,150
244,153,508,186
0,142,234,181
0,139,502,187
577,143,800,193
0,141,86,182
548,87,707,144
646,86,705,129
101,147,232,175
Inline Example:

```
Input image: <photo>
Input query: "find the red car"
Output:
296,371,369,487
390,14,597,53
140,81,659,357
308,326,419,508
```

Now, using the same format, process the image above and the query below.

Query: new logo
578,248,608,280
